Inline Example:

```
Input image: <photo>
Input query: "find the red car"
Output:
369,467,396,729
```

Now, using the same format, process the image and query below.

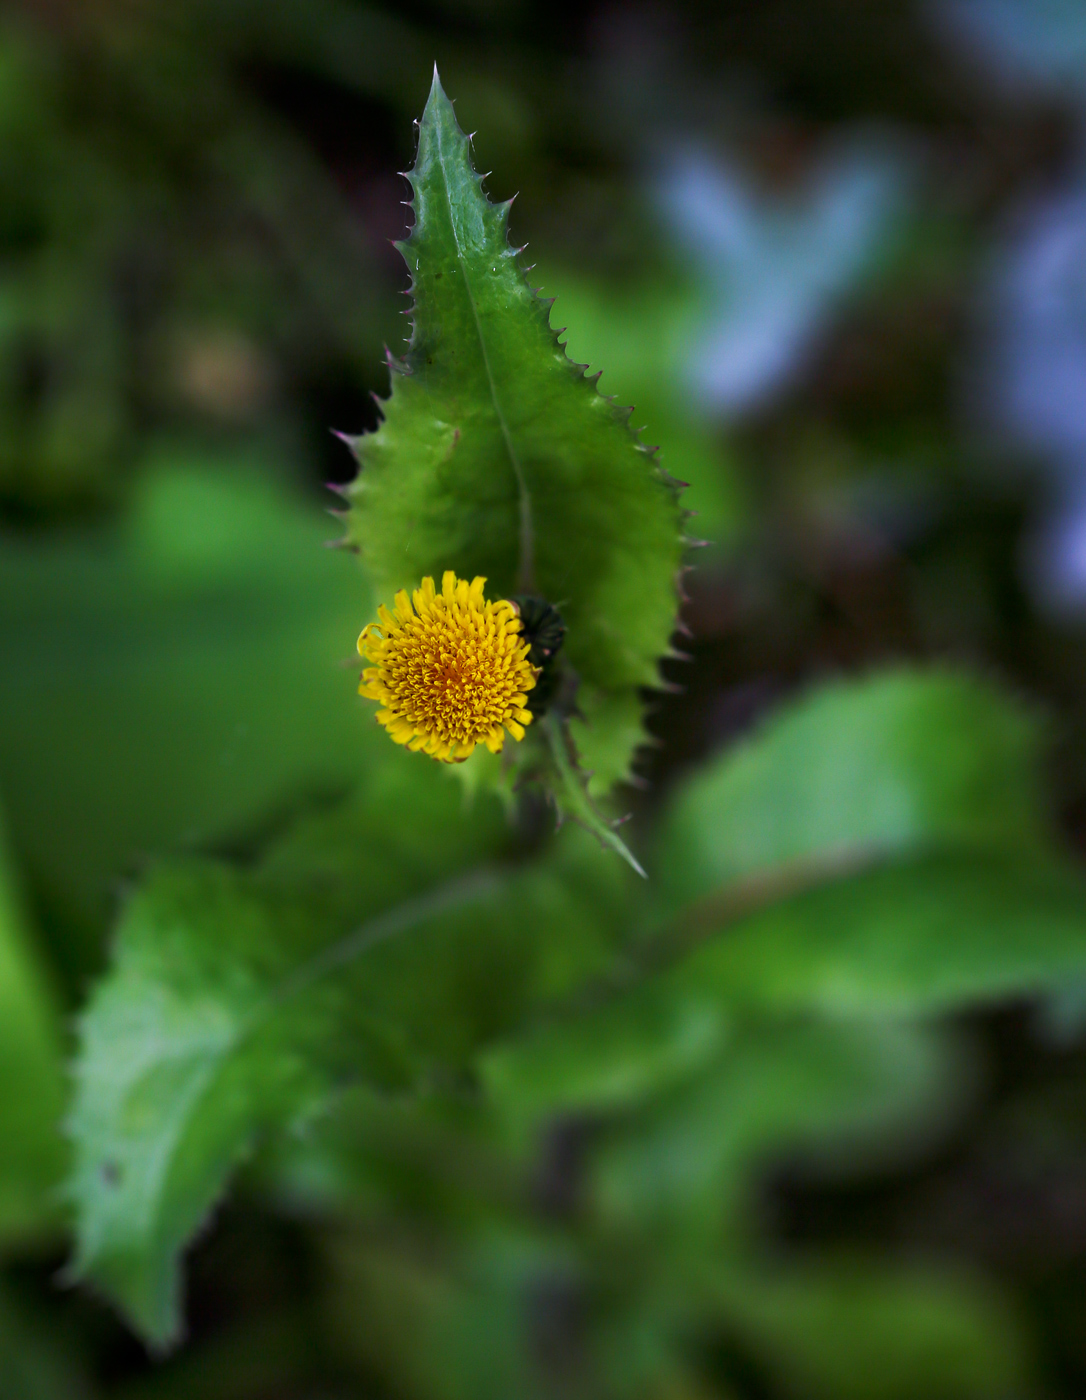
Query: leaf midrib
431,110,535,593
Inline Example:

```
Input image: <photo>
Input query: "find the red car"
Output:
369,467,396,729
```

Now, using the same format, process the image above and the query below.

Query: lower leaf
65,776,634,1346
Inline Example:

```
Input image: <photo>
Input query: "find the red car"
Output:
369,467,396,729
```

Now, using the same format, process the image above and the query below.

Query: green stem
273,868,501,1005
543,713,647,879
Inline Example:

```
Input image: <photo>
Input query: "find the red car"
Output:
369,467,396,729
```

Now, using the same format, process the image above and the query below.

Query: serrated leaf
683,852,1086,1017
653,668,1048,915
66,857,495,1345
67,864,322,1345
66,757,506,1344
67,774,634,1345
344,71,683,790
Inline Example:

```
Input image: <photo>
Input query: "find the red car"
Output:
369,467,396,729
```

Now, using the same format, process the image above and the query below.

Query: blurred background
9,0,1086,1395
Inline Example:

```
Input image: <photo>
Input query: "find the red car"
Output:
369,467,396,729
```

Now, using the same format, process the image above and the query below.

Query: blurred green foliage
0,451,375,978
0,807,65,1246
0,0,404,511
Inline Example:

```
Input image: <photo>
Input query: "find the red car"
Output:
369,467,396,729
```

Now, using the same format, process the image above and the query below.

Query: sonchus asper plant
342,70,685,868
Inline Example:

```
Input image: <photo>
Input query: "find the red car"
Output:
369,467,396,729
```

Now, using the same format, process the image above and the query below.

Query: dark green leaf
484,846,1086,1154
654,669,1048,916
683,853,1086,1018
67,776,633,1345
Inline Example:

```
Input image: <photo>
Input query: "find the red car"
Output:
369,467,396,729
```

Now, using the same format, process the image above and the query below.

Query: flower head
357,571,537,762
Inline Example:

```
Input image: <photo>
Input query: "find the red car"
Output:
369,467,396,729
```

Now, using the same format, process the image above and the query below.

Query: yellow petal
414,575,437,614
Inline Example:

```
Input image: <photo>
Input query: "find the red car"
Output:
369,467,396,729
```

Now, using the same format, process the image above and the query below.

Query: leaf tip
423,64,457,130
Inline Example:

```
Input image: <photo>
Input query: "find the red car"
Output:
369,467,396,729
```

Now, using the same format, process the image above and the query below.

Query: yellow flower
357,571,537,762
